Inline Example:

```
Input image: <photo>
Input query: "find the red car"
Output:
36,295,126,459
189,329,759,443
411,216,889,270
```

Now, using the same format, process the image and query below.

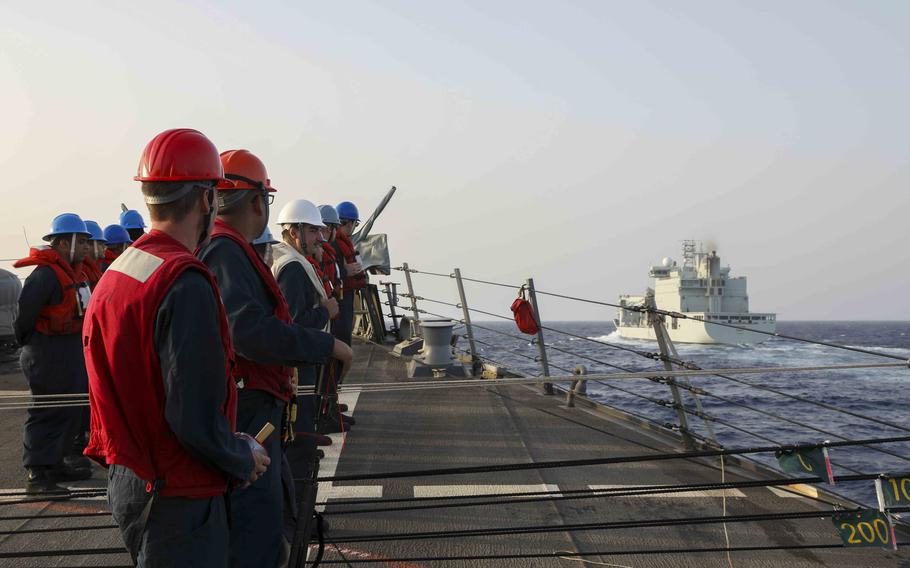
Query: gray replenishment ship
615,240,776,345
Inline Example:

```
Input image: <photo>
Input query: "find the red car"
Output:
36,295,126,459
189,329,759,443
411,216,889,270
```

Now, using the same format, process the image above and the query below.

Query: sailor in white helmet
271,198,341,543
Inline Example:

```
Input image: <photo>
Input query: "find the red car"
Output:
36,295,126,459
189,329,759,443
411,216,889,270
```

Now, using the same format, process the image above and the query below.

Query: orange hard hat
216,149,277,192
135,128,224,182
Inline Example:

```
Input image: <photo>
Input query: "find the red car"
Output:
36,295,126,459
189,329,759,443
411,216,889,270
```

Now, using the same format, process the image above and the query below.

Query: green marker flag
832,509,897,550
775,445,835,484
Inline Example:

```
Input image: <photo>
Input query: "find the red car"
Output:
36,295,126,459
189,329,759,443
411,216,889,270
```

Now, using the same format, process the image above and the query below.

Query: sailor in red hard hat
83,128,270,567
198,150,353,568
13,214,93,492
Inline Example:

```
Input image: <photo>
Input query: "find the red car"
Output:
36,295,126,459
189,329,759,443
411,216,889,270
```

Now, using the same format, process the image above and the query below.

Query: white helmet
276,199,325,227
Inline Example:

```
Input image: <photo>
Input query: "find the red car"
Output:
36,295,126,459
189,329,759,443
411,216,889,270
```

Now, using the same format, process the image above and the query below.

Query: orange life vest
13,247,88,335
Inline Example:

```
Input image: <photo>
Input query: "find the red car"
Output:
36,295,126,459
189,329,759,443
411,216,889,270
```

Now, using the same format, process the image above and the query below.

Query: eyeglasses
262,191,275,206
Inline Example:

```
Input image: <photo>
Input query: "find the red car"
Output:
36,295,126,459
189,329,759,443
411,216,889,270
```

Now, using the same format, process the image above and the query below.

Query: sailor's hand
332,339,353,381
345,262,363,275
322,297,340,319
236,433,270,487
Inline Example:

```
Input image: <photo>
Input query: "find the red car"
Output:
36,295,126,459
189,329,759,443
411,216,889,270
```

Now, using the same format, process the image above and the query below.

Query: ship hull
617,318,775,345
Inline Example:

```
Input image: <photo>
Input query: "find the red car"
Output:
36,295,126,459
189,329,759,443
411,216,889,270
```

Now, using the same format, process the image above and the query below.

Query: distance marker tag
877,474,910,509
775,444,835,484
832,509,897,550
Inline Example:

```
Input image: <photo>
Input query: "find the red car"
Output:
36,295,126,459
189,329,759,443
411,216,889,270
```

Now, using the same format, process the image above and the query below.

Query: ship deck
0,342,908,567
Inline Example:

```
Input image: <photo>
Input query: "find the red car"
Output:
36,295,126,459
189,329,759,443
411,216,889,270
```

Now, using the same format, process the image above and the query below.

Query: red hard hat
216,149,277,192
135,128,224,182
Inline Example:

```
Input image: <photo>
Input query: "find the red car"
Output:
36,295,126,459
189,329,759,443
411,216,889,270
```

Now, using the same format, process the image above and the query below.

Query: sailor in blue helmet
332,201,367,351
119,209,147,242
12,214,94,492
252,227,279,267
100,225,132,272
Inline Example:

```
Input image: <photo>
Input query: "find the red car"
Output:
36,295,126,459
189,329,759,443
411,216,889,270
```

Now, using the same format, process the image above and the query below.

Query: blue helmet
103,224,133,246
42,213,91,242
318,205,340,225
252,227,278,246
119,209,147,230
335,201,359,222
83,220,106,242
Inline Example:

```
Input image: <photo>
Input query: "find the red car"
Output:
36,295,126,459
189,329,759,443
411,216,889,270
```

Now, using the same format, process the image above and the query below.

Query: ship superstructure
615,240,776,344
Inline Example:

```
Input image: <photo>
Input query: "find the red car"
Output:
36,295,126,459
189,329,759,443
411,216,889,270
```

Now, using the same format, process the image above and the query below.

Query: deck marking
588,484,745,498
767,484,818,499
316,389,383,510
413,484,560,498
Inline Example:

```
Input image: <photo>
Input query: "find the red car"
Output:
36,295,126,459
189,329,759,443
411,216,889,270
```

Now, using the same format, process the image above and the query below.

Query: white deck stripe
588,484,746,498
316,389,383,509
414,484,560,498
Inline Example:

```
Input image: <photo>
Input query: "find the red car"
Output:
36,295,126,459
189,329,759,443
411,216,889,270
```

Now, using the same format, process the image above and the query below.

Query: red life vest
99,248,121,272
13,248,87,335
305,255,334,299
210,220,295,402
81,257,103,290
320,243,341,299
334,232,367,291
83,230,238,499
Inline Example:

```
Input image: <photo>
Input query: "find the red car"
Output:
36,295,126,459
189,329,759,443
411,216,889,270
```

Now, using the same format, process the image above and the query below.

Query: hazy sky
1,1,908,321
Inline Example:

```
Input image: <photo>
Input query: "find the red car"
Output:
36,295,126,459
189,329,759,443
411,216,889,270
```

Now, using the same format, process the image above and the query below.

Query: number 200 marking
840,519,890,544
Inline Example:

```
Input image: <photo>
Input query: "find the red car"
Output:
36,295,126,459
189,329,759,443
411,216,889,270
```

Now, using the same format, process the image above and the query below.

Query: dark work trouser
20,333,86,467
230,389,285,568
108,465,229,568
283,366,319,542
334,291,354,347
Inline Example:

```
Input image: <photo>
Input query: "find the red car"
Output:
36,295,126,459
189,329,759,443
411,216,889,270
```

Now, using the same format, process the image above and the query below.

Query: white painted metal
616,240,776,345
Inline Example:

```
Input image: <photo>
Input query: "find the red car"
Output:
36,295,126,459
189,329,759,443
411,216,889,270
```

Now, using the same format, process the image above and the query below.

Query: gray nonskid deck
0,343,907,566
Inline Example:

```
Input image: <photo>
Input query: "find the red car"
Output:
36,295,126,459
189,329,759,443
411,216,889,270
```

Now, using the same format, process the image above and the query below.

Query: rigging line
671,381,910,466
322,473,882,515
313,542,910,565
533,288,908,362
0,491,108,507
674,360,910,434
313,435,910,483
329,507,910,544
0,523,117,536
392,265,521,290
0,512,110,521
0,547,126,559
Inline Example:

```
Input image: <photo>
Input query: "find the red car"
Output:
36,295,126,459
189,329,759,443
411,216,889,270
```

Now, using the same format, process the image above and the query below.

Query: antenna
120,203,129,213
22,226,30,249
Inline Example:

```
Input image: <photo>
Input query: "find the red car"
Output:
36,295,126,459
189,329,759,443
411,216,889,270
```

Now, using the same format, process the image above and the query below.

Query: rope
313,542,910,564
321,473,882,515
312,435,910,483
331,507,910,545
531,288,908,362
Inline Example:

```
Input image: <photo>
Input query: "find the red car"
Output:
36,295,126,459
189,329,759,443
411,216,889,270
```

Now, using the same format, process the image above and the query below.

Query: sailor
80,220,106,290
316,204,354,429
13,213,93,492
317,205,343,303
197,149,353,568
83,128,270,567
252,227,279,267
119,209,147,242
332,201,367,350
100,224,133,272
272,200,338,438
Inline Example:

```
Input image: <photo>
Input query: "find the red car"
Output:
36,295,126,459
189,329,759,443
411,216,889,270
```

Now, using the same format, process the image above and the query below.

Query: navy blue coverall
15,266,86,468
107,271,255,568
199,237,334,568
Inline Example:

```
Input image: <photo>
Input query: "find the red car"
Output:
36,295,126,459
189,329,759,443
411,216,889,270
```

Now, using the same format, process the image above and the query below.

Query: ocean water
467,320,910,506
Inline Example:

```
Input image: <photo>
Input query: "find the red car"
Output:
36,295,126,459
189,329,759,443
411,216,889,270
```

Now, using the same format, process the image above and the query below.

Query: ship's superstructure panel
616,241,776,344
